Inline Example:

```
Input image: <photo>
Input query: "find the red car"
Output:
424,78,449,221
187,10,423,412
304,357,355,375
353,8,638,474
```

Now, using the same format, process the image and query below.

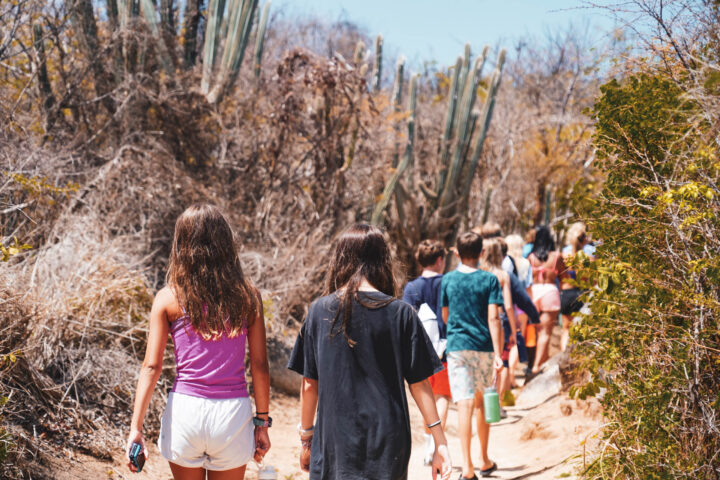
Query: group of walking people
127,204,592,480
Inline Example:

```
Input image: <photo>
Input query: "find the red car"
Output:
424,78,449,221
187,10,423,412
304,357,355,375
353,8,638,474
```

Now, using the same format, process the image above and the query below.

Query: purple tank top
170,313,249,399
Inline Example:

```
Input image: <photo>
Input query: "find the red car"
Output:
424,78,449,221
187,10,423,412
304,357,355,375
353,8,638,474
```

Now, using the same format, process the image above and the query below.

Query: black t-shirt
288,291,443,480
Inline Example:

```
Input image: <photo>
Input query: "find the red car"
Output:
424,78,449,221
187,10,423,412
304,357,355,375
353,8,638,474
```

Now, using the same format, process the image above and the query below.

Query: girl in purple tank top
127,204,271,479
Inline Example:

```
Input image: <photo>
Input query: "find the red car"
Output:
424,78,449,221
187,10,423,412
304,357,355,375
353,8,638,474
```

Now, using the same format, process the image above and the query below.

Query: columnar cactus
371,44,506,245
253,1,271,78
372,34,383,91
371,73,419,225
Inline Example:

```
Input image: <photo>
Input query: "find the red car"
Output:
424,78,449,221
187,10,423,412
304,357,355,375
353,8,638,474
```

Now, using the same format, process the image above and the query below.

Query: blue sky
277,0,616,66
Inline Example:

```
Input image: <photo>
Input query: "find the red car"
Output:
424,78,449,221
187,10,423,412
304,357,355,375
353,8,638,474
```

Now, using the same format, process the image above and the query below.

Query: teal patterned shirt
441,269,504,353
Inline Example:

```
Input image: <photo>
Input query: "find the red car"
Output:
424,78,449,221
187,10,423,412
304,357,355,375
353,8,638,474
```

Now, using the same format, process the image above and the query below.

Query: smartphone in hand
129,442,146,473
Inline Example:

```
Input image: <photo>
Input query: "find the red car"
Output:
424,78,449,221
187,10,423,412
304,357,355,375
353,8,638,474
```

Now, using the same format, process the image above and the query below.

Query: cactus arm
438,53,484,211
458,49,506,206
372,34,383,91
371,73,418,225
253,1,270,78
160,0,174,33
390,56,405,168
200,0,225,94
138,0,175,74
419,181,438,200
106,0,119,30
182,0,202,67
433,56,463,203
353,40,365,65
208,0,258,103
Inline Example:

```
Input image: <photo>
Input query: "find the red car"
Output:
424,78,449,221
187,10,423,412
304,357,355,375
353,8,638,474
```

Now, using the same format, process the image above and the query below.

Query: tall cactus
207,0,259,103
253,1,271,78
371,73,419,225
390,57,405,168
200,0,226,94
372,34,383,91
372,44,506,245
139,0,174,74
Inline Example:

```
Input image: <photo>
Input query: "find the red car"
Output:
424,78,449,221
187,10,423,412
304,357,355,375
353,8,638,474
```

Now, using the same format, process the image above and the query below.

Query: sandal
480,462,497,477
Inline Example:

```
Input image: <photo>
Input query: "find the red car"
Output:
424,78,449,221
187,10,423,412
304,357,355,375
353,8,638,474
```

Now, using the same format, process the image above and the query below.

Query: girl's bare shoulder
153,286,184,321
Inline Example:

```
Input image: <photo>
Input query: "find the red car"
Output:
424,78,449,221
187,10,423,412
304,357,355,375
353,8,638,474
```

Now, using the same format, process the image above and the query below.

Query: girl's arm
408,380,452,480
248,290,271,462
501,273,517,345
126,288,171,471
299,377,319,472
488,303,503,372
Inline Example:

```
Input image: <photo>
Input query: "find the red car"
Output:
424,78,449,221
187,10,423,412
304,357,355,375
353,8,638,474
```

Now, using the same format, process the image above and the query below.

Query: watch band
253,416,273,427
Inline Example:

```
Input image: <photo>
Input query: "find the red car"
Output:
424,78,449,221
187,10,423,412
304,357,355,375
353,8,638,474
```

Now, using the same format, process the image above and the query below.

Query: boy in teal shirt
441,232,503,478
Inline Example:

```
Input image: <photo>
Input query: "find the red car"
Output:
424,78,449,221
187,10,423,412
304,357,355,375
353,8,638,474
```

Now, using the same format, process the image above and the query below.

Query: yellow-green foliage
572,73,720,479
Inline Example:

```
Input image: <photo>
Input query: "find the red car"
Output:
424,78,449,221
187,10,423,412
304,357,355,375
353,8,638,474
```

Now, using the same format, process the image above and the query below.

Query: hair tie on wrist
426,420,442,429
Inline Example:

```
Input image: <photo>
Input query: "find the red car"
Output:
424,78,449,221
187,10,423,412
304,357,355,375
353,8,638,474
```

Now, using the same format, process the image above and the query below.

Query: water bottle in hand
484,386,501,423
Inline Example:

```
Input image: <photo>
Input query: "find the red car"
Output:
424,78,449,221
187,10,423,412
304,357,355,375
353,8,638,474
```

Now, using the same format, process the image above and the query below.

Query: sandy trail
58,331,602,479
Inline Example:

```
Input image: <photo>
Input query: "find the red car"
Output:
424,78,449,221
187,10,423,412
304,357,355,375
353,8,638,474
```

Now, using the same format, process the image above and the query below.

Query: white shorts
158,392,254,470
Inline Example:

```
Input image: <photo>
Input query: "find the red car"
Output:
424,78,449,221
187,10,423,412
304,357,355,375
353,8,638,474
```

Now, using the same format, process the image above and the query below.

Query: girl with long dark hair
127,204,271,479
528,226,566,375
288,224,452,480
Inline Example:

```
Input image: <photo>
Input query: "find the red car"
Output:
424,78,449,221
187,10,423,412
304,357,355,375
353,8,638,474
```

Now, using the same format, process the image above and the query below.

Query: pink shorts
531,283,561,313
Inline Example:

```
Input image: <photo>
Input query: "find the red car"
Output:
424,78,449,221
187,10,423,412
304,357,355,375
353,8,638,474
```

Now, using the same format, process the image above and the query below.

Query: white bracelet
297,423,315,436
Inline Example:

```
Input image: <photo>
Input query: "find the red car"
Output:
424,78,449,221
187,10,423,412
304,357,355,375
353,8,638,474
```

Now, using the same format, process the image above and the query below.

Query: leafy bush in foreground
573,73,720,478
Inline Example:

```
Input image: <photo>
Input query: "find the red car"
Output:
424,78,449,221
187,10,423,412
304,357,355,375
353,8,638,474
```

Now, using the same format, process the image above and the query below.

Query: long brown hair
166,204,260,340
325,224,398,346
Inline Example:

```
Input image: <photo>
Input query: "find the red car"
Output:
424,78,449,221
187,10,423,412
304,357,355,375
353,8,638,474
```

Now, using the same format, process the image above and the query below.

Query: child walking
442,232,504,479
288,224,452,480
127,204,271,479
402,239,452,466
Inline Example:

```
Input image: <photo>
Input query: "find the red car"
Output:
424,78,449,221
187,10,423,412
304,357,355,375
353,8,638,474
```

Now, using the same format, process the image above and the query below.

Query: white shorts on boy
159,392,254,470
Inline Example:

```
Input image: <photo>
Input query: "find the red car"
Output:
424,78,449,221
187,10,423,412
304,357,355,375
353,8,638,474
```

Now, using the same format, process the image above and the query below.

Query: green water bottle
484,386,501,423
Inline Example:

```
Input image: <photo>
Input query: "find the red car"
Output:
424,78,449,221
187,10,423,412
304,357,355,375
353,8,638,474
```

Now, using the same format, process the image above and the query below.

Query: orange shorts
428,362,452,397
525,324,537,348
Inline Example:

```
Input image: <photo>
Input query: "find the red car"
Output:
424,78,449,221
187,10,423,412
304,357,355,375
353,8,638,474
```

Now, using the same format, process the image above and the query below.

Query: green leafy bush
572,73,720,478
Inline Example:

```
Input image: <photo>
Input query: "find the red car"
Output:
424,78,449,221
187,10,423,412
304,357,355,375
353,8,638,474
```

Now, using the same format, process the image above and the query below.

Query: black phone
129,442,145,473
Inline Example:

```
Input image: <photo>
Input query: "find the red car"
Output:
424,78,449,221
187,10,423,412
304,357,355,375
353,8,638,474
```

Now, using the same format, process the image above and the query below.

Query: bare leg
437,395,450,428
532,312,556,373
561,314,572,352
457,398,475,478
496,367,508,402
508,346,519,388
169,463,206,480
208,466,247,480
475,391,494,470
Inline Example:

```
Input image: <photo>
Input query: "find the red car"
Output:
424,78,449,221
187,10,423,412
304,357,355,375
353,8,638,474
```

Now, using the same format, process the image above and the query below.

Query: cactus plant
139,0,174,74
371,73,419,225
253,1,271,78
372,34,383,91
371,44,506,245
207,0,259,103
390,57,405,168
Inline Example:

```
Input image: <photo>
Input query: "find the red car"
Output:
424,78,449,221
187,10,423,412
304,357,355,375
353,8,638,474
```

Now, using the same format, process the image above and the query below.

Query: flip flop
457,474,478,480
480,462,497,477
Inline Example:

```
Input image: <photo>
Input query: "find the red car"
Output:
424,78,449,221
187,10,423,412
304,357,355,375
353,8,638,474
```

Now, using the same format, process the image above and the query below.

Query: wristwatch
253,416,273,428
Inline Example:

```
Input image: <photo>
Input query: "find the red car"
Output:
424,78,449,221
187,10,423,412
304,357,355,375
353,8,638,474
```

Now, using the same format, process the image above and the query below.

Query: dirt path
57,333,602,479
